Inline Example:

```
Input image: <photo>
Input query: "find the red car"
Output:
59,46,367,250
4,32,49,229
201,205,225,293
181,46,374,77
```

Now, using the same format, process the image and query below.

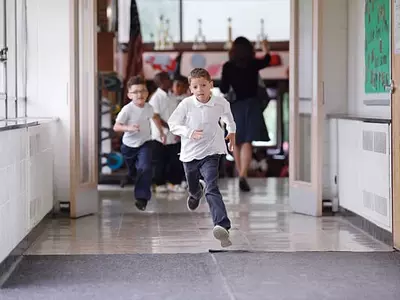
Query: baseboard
339,206,393,246
0,212,52,285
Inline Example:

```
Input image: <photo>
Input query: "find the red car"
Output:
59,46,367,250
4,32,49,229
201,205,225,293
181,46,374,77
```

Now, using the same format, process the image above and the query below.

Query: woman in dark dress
220,37,271,192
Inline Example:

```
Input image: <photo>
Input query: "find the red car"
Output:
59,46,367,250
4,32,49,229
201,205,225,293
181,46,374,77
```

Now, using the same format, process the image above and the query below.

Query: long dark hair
229,36,255,67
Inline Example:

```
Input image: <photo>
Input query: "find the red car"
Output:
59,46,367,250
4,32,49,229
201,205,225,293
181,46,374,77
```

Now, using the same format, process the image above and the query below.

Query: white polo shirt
168,95,236,162
149,88,179,145
115,101,154,148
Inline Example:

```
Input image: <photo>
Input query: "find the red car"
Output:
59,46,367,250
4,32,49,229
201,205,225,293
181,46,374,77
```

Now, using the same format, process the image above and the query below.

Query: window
136,0,290,44
0,0,27,120
182,0,290,42
137,0,180,43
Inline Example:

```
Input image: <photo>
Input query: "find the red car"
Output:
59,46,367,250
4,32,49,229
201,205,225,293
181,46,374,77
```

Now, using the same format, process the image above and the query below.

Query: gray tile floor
26,178,391,255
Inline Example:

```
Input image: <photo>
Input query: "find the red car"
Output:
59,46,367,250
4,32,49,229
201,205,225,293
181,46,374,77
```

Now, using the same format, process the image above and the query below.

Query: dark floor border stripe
338,206,393,246
0,212,52,284
209,249,398,254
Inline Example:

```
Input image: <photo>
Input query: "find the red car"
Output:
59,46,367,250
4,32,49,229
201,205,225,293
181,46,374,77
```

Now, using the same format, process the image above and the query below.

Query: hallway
1,179,399,299
26,179,390,254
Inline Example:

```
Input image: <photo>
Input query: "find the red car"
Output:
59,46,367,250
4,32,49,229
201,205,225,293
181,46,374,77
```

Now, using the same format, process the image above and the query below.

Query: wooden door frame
69,0,98,218
391,0,400,250
289,0,324,217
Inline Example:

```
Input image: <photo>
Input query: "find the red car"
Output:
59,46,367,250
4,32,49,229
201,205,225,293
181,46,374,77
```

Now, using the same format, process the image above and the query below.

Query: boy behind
171,75,190,102
168,68,236,247
114,76,165,211
149,72,185,193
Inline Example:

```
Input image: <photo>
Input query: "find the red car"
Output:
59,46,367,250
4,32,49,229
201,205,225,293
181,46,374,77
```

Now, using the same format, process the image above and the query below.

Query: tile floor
26,178,392,255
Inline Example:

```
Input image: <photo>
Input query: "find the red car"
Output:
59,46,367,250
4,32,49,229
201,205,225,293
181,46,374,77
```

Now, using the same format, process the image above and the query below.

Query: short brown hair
154,71,171,87
188,68,211,84
127,75,146,89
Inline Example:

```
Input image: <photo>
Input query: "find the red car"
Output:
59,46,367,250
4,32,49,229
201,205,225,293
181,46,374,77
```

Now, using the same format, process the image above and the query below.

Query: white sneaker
155,185,168,193
180,181,188,189
213,225,232,248
167,184,186,193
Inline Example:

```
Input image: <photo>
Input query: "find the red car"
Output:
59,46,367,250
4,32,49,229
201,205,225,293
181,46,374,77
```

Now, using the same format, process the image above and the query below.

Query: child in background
168,68,236,247
172,75,190,102
170,75,191,188
114,76,166,211
248,149,268,177
149,72,186,193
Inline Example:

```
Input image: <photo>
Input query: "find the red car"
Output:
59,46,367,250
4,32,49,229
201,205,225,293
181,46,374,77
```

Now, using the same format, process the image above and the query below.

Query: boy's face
172,81,188,96
127,84,148,107
161,78,172,91
189,77,213,103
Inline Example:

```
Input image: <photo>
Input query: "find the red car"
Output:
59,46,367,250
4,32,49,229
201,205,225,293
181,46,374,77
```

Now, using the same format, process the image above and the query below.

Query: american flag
118,0,143,97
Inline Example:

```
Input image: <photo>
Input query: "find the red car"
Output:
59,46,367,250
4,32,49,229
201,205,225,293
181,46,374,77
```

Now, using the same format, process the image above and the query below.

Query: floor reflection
26,178,391,254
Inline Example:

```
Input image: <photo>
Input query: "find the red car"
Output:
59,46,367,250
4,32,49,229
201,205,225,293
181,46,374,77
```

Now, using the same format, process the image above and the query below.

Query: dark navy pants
121,141,152,201
183,154,231,230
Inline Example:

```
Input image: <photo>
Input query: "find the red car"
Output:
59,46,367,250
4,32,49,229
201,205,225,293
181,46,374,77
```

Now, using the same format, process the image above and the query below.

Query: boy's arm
152,114,166,143
220,98,236,151
149,106,166,143
113,122,139,133
168,102,193,138
113,107,139,133
149,92,169,129
220,98,236,134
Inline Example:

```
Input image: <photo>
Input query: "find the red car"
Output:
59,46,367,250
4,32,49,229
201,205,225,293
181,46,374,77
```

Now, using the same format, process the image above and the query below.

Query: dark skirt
230,98,270,145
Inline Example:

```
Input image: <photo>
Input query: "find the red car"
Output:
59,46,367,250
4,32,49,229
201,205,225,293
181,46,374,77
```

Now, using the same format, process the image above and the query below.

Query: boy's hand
160,132,167,144
190,130,204,140
225,133,235,151
127,124,140,132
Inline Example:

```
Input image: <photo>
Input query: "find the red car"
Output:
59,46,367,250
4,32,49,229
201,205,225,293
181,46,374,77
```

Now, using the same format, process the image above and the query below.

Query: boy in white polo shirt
168,68,236,247
149,72,185,193
114,76,166,211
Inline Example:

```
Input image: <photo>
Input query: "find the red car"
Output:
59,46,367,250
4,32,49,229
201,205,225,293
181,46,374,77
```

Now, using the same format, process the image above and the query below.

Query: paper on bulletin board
364,0,390,93
395,0,400,54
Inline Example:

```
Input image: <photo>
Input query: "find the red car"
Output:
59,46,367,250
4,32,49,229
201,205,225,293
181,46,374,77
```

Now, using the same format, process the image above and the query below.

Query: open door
289,0,324,216
69,0,99,218
391,0,400,250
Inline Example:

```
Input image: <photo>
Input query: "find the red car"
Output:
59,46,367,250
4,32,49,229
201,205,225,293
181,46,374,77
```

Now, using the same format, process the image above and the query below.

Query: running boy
168,68,236,247
149,72,185,193
114,76,165,211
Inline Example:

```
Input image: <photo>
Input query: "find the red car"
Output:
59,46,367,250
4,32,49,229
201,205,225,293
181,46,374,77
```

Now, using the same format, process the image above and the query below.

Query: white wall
337,119,392,232
0,122,55,264
347,0,391,118
26,0,72,205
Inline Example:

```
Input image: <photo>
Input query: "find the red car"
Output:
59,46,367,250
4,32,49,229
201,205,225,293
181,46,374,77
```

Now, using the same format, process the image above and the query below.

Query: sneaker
135,199,147,211
239,177,251,192
167,183,187,193
181,181,188,189
155,185,168,193
213,225,232,247
187,180,205,211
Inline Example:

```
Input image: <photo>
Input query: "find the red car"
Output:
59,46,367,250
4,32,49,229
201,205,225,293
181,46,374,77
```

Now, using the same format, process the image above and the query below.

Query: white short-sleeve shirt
167,95,236,162
149,88,180,145
115,101,154,148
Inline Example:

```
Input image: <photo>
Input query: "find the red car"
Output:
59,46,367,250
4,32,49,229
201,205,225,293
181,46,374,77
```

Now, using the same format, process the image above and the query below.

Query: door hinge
384,79,396,94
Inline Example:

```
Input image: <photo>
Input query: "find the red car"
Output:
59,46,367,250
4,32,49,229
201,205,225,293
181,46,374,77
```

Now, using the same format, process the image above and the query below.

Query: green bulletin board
364,0,390,93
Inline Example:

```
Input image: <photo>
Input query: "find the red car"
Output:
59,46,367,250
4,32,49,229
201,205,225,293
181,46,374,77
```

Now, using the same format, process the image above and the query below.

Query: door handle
385,80,396,94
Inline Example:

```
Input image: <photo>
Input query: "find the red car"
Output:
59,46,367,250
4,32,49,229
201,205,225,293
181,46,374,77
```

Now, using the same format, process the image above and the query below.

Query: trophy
155,15,166,50
164,19,174,50
192,19,207,50
255,19,267,50
224,18,233,50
